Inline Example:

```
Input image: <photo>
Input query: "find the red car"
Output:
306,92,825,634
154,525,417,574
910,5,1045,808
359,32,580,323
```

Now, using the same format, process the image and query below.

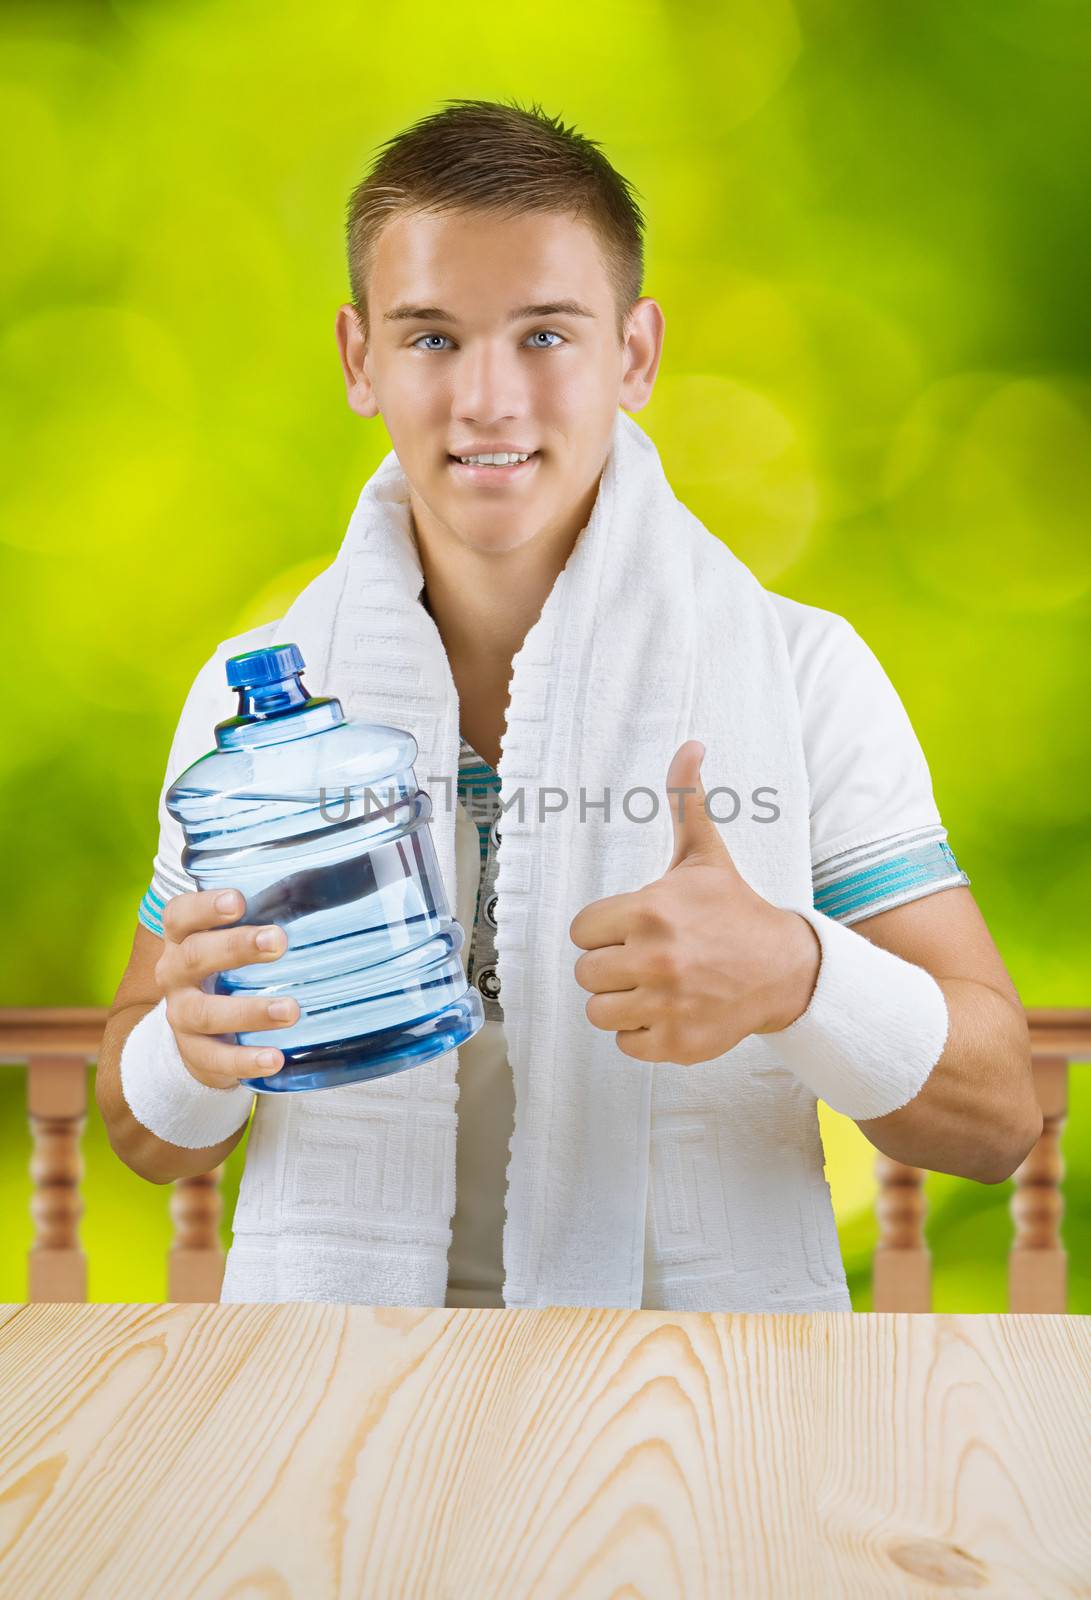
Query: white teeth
457,451,531,466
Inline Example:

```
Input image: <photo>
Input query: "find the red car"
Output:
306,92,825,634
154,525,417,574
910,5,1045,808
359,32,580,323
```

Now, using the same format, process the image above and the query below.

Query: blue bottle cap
226,643,305,689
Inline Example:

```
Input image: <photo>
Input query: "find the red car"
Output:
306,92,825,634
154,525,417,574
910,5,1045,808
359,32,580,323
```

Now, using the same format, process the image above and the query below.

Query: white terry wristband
119,997,256,1150
757,904,950,1120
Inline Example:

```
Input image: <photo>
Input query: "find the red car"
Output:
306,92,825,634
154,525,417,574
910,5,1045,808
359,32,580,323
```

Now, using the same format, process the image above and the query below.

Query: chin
458,525,539,556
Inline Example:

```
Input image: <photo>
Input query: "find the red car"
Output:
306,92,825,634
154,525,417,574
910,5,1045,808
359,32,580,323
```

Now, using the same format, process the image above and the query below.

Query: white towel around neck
219,407,849,1313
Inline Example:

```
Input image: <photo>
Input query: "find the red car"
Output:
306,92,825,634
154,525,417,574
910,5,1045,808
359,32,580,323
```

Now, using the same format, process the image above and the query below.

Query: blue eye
411,329,566,351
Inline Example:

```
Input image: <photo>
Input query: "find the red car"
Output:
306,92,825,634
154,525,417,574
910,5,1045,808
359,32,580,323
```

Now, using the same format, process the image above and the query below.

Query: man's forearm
853,977,1042,1184
96,1003,252,1184
763,909,1043,1185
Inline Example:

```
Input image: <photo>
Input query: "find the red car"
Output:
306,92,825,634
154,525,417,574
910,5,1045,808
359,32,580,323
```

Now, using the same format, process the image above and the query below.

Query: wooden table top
1,1304,1088,1598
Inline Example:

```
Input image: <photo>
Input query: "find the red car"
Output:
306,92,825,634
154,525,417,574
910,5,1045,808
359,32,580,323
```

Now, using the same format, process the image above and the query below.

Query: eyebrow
382,299,598,325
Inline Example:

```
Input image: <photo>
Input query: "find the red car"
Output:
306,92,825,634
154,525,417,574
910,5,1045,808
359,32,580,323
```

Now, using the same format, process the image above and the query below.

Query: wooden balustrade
872,1010,1084,1312
3,1008,229,1304
2,1006,1089,1311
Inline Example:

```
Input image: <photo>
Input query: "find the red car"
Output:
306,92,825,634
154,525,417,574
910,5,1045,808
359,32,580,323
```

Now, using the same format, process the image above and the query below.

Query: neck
408,486,599,671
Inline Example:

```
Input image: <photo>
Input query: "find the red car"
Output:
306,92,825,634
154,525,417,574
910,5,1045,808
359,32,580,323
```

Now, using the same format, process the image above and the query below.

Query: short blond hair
345,96,646,346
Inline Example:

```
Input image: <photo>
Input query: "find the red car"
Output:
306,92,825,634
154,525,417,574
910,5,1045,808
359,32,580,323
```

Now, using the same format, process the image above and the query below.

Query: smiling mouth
447,451,541,482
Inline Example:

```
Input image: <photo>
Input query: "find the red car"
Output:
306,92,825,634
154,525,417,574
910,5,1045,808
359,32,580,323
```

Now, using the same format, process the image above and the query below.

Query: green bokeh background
2,0,1087,1309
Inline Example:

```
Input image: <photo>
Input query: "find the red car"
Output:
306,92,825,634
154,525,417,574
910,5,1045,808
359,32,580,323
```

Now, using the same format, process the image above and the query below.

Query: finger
169,986,300,1039
170,922,289,987
585,987,653,1033
181,1031,288,1089
573,943,642,994
163,888,248,943
666,740,725,871
569,888,647,951
614,1026,659,1063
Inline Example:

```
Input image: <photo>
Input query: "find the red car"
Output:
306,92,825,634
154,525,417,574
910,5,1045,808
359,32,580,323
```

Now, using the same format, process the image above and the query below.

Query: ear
334,303,381,420
618,297,666,414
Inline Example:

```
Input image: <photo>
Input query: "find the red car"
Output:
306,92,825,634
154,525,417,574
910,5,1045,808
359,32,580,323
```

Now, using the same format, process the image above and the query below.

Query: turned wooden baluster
872,1156,931,1311
168,1169,227,1302
1009,1055,1068,1313
27,1055,88,1302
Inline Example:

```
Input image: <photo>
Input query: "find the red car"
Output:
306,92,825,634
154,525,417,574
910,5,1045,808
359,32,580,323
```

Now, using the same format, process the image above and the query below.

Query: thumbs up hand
568,740,821,1066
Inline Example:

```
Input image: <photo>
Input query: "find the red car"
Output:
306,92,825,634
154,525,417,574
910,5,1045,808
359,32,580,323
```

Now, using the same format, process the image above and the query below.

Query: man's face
335,208,663,560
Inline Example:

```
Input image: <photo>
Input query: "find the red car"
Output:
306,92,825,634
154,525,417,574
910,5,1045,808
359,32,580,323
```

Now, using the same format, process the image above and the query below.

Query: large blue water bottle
165,642,485,1094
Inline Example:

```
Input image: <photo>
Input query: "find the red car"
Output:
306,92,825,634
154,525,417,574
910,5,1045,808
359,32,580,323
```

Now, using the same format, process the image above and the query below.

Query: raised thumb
666,740,727,871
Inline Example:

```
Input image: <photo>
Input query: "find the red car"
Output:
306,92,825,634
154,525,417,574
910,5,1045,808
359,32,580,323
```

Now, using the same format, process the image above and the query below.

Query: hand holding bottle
155,889,299,1088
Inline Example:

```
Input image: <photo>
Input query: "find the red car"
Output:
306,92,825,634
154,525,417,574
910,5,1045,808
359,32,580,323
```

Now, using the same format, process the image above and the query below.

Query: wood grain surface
0,1304,1088,1598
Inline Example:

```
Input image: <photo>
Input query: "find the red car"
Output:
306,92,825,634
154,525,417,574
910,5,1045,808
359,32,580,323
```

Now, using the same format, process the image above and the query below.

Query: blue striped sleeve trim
813,829,970,925
138,862,195,936
138,885,166,937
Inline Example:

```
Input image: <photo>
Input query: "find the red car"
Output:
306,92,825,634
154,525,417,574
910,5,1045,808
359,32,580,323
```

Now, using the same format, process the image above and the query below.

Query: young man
98,99,1041,1312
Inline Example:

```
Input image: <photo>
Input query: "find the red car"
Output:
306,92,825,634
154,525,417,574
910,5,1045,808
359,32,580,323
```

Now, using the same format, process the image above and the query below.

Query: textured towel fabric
216,407,857,1313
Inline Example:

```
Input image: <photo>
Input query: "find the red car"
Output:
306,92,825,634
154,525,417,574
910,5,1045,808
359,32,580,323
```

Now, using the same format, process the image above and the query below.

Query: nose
451,338,529,429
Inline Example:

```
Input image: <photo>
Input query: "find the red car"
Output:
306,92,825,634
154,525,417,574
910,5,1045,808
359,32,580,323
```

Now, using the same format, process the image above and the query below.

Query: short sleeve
793,613,971,926
137,621,280,937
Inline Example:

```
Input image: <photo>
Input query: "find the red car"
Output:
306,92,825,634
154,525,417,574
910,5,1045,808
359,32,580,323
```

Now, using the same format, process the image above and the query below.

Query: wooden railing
2,1007,1088,1311
873,1011,1087,1313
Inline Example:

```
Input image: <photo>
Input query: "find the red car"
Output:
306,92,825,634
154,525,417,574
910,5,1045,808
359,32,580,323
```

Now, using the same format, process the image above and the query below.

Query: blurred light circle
896,607,1090,829
0,304,197,555
641,372,817,580
0,81,66,297
657,274,923,525
883,372,1091,613
772,282,924,523
229,556,332,639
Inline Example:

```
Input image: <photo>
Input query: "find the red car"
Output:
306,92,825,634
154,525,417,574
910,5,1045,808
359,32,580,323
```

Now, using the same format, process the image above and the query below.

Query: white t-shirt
138,591,970,1308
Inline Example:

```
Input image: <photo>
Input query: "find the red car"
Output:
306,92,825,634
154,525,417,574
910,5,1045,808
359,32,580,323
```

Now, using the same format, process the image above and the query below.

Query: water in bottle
166,642,485,1093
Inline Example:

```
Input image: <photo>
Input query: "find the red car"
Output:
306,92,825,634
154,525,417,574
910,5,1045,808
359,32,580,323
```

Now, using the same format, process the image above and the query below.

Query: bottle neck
236,670,311,718
215,672,345,751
